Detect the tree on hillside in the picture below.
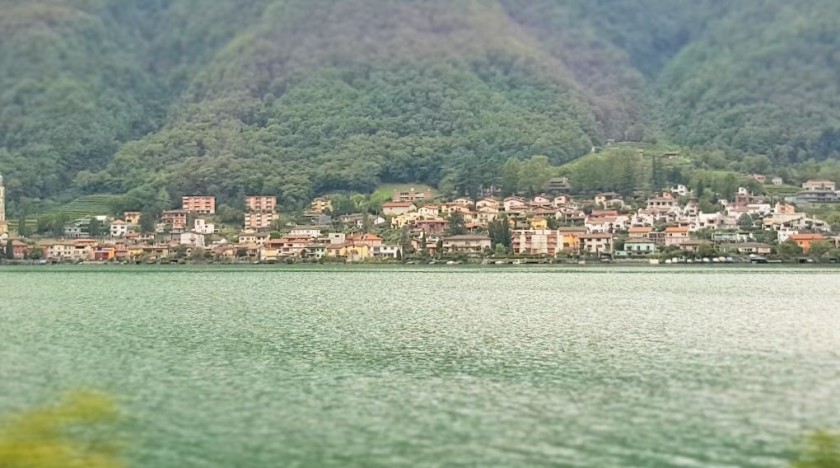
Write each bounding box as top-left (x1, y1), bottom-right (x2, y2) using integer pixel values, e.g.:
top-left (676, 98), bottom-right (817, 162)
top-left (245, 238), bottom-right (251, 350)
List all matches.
top-left (139, 210), bottom-right (157, 234)
top-left (737, 214), bottom-right (754, 230)
top-left (4, 240), bottom-right (13, 260)
top-left (776, 240), bottom-right (803, 258)
top-left (89, 218), bottom-right (103, 238)
top-left (488, 216), bottom-right (511, 248)
top-left (501, 158), bottom-right (521, 196)
top-left (446, 211), bottom-right (467, 236)
top-left (399, 226), bottom-right (412, 256)
top-left (17, 211), bottom-right (28, 238)
top-left (518, 156), bottom-right (553, 196)
top-left (809, 241), bottom-right (832, 259)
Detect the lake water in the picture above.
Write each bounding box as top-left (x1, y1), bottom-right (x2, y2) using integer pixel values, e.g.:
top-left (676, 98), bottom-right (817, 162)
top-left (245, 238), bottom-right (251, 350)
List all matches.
top-left (0, 266), bottom-right (838, 467)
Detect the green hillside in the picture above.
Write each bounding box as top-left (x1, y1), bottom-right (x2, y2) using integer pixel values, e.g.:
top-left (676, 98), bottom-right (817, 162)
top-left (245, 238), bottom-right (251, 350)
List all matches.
top-left (1, 0), bottom-right (839, 213)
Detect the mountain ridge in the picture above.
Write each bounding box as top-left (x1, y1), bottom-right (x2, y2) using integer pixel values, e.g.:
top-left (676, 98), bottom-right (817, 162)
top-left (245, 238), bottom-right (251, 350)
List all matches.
top-left (1, 0), bottom-right (839, 212)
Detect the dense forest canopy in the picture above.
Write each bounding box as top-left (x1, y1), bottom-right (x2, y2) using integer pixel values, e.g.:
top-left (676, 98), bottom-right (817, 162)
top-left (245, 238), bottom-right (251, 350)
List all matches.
top-left (1, 0), bottom-right (839, 212)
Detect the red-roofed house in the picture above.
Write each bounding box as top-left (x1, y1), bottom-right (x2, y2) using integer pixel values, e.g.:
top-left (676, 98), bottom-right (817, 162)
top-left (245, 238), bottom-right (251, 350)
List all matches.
top-left (664, 226), bottom-right (691, 247)
top-left (788, 233), bottom-right (826, 254)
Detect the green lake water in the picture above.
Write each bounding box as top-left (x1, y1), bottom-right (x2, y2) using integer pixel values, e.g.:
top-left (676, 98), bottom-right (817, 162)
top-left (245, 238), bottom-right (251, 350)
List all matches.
top-left (0, 266), bottom-right (838, 467)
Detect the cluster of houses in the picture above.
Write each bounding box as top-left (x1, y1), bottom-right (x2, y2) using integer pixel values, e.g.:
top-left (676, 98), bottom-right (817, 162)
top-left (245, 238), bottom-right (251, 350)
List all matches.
top-left (3, 179), bottom-right (840, 263)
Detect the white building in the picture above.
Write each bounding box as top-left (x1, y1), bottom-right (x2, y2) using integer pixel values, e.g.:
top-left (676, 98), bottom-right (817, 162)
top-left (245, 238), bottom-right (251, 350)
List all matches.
top-left (290, 227), bottom-right (322, 238)
top-left (180, 232), bottom-right (206, 248)
top-left (194, 218), bottom-right (215, 235)
top-left (110, 220), bottom-right (130, 237)
top-left (372, 245), bottom-right (402, 258)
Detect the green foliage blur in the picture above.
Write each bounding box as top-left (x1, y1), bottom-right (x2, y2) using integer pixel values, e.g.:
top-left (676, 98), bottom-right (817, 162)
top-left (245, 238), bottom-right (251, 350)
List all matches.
top-left (0, 390), bottom-right (123, 468)
top-left (791, 430), bottom-right (840, 468)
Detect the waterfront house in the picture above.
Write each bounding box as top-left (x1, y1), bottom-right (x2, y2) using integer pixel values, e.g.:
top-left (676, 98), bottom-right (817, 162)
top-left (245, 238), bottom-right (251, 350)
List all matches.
top-left (558, 227), bottom-right (587, 253)
top-left (441, 235), bottom-right (491, 254)
top-left (624, 240), bottom-right (657, 256)
top-left (712, 231), bottom-right (752, 244)
top-left (579, 233), bottom-right (614, 255)
top-left (720, 242), bottom-right (773, 255)
top-left (8, 239), bottom-right (28, 259)
top-left (274, 235), bottom-right (313, 257)
top-left (664, 226), bottom-right (691, 247)
top-left (512, 229), bottom-right (561, 257)
top-left (787, 233), bottom-right (826, 254)
top-left (94, 244), bottom-right (117, 261)
top-left (325, 243), bottom-right (372, 261)
top-left (346, 233), bottom-right (383, 247)
top-left (372, 245), bottom-right (402, 259)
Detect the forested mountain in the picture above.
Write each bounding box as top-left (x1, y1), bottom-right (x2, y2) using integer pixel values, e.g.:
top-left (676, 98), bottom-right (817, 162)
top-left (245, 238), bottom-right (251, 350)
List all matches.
top-left (1, 0), bottom-right (839, 212)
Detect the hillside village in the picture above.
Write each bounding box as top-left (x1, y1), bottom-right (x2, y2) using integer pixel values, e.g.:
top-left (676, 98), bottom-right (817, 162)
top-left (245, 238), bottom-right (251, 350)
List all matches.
top-left (2, 174), bottom-right (840, 264)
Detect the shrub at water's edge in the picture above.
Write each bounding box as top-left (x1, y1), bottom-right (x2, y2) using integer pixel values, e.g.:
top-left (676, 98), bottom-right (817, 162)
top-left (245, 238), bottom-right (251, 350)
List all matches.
top-left (0, 390), bottom-right (123, 468)
top-left (792, 430), bottom-right (840, 468)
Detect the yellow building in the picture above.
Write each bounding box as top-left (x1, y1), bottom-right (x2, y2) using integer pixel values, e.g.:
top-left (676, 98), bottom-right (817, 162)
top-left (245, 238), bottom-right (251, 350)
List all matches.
top-left (558, 229), bottom-right (586, 254)
top-left (325, 243), bottom-right (372, 261)
top-left (529, 218), bottom-right (548, 230)
top-left (124, 211), bottom-right (142, 225)
top-left (309, 198), bottom-right (333, 214)
top-left (127, 246), bottom-right (145, 260)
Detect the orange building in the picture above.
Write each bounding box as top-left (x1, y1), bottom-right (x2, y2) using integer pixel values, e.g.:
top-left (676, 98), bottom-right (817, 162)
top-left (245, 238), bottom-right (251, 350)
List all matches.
top-left (182, 196), bottom-right (216, 214)
top-left (244, 212), bottom-right (278, 230)
top-left (788, 233), bottom-right (826, 254)
top-left (245, 196), bottom-right (277, 212)
top-left (162, 210), bottom-right (188, 231)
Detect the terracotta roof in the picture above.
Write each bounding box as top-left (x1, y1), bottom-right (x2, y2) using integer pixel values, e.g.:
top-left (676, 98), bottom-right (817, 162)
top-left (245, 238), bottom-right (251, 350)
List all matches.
top-left (665, 227), bottom-right (690, 233)
top-left (628, 227), bottom-right (652, 233)
top-left (383, 202), bottom-right (415, 207)
top-left (789, 233), bottom-right (826, 240)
